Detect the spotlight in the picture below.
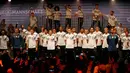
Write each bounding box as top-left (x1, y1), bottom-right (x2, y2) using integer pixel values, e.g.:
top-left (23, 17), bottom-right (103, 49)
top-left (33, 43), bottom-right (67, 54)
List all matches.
top-left (8, 0), bottom-right (11, 2)
top-left (111, 0), bottom-right (115, 2)
top-left (77, 0), bottom-right (80, 2)
top-left (42, 0), bottom-right (44, 2)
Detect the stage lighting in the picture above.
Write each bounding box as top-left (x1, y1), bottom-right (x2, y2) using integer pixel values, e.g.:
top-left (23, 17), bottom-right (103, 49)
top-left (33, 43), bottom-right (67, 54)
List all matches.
top-left (8, 0), bottom-right (11, 2)
top-left (42, 0), bottom-right (44, 2)
top-left (111, 0), bottom-right (115, 2)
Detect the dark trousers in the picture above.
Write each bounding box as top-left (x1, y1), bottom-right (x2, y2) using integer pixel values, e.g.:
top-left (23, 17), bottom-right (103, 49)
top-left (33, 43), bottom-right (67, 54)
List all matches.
top-left (122, 50), bottom-right (130, 59)
top-left (65, 18), bottom-right (71, 29)
top-left (86, 49), bottom-right (96, 58)
top-left (46, 50), bottom-right (56, 58)
top-left (96, 46), bottom-right (102, 61)
top-left (91, 20), bottom-right (100, 29)
top-left (39, 46), bottom-right (47, 59)
top-left (54, 20), bottom-right (60, 31)
top-left (75, 47), bottom-right (82, 55)
top-left (78, 17), bottom-right (84, 32)
top-left (108, 51), bottom-right (119, 62)
top-left (13, 48), bottom-right (21, 58)
top-left (101, 48), bottom-right (109, 64)
top-left (46, 18), bottom-right (53, 30)
top-left (28, 48), bottom-right (36, 61)
top-left (65, 49), bottom-right (75, 64)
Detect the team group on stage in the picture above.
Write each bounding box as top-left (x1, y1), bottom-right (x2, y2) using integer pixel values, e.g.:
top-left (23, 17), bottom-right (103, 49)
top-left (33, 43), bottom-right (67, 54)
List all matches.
top-left (0, 3), bottom-right (129, 66)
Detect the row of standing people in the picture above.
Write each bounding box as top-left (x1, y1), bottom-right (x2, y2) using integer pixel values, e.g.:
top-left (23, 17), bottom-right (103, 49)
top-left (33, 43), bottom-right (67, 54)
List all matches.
top-left (0, 25), bottom-right (129, 64)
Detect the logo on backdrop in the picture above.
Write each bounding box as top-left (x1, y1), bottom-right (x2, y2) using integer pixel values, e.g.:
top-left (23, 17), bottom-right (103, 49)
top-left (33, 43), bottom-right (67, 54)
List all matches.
top-left (127, 17), bottom-right (130, 23)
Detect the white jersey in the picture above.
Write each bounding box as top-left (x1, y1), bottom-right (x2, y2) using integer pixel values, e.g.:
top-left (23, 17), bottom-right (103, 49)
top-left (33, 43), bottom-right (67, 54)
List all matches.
top-left (82, 34), bottom-right (89, 48)
top-left (56, 31), bottom-right (66, 46)
top-left (66, 8), bottom-right (72, 18)
top-left (72, 32), bottom-right (78, 47)
top-left (54, 11), bottom-right (61, 20)
top-left (77, 10), bottom-right (84, 18)
top-left (46, 8), bottom-right (53, 19)
top-left (39, 32), bottom-right (48, 47)
top-left (87, 33), bottom-right (97, 49)
top-left (0, 35), bottom-right (9, 49)
top-left (106, 15), bottom-right (117, 26)
top-left (102, 33), bottom-right (109, 48)
top-left (94, 31), bottom-right (102, 46)
top-left (92, 8), bottom-right (101, 20)
top-left (47, 35), bottom-right (56, 50)
top-left (26, 33), bottom-right (39, 48)
top-left (30, 16), bottom-right (37, 27)
top-left (77, 33), bottom-right (84, 47)
top-left (121, 36), bottom-right (130, 50)
top-left (65, 33), bottom-right (75, 49)
top-left (116, 26), bottom-right (123, 36)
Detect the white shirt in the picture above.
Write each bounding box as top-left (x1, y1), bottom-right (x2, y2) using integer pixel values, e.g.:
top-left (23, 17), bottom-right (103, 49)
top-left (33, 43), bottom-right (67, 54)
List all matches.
top-left (0, 35), bottom-right (9, 49)
top-left (121, 36), bottom-right (130, 50)
top-left (47, 35), bottom-right (56, 50)
top-left (102, 33), bottom-right (109, 48)
top-left (30, 16), bottom-right (37, 27)
top-left (56, 31), bottom-right (66, 46)
top-left (65, 33), bottom-right (75, 49)
top-left (39, 32), bottom-right (48, 47)
top-left (66, 8), bottom-right (72, 18)
top-left (54, 11), bottom-right (61, 20)
top-left (77, 10), bottom-right (84, 18)
top-left (82, 34), bottom-right (89, 48)
top-left (106, 15), bottom-right (117, 26)
top-left (26, 33), bottom-right (39, 48)
top-left (72, 32), bottom-right (78, 47)
top-left (116, 26), bottom-right (123, 36)
top-left (87, 33), bottom-right (97, 49)
top-left (77, 33), bottom-right (84, 47)
top-left (46, 8), bottom-right (53, 19)
top-left (92, 9), bottom-right (101, 20)
top-left (94, 31), bottom-right (102, 46)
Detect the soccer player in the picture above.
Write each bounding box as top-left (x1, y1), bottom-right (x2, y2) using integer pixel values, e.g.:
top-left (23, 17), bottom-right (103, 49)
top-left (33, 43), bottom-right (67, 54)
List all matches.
top-left (107, 28), bottom-right (119, 62)
top-left (72, 27), bottom-right (78, 50)
top-left (92, 4), bottom-right (102, 28)
top-left (46, 30), bottom-right (56, 58)
top-left (26, 28), bottom-right (39, 61)
top-left (77, 28), bottom-right (84, 55)
top-left (65, 28), bottom-right (75, 63)
top-left (65, 5), bottom-right (72, 29)
top-left (82, 29), bottom-right (89, 54)
top-left (29, 12), bottom-right (38, 29)
top-left (11, 28), bottom-right (23, 58)
top-left (94, 26), bottom-right (102, 60)
top-left (44, 3), bottom-right (53, 30)
top-left (54, 6), bottom-right (62, 31)
top-left (121, 31), bottom-right (130, 58)
top-left (115, 23), bottom-right (123, 36)
top-left (101, 27), bottom-right (109, 64)
top-left (75, 6), bottom-right (84, 32)
top-left (0, 30), bottom-right (9, 56)
top-left (56, 26), bottom-right (66, 58)
top-left (87, 27), bottom-right (97, 57)
top-left (39, 29), bottom-right (48, 59)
